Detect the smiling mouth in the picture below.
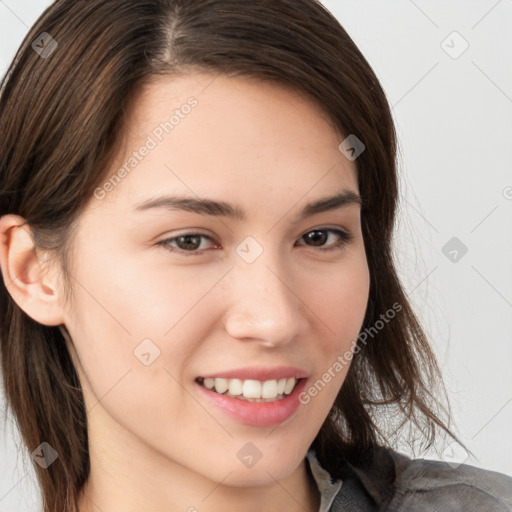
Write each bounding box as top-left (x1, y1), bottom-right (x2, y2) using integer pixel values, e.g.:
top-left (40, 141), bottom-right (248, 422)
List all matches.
top-left (196, 376), bottom-right (299, 403)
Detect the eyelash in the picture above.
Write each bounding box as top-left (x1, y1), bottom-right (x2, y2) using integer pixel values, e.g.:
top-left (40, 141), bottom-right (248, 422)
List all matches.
top-left (157, 227), bottom-right (353, 257)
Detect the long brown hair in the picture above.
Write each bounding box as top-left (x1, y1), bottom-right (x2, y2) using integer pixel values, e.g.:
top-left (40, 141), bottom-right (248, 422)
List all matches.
top-left (0, 1), bottom-right (463, 510)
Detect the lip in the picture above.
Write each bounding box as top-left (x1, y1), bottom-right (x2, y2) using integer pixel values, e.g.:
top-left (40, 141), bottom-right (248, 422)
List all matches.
top-left (196, 377), bottom-right (308, 427)
top-left (199, 366), bottom-right (309, 381)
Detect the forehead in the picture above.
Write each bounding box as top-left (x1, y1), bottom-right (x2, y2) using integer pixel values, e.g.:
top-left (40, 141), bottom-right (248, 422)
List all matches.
top-left (91, 72), bottom-right (358, 213)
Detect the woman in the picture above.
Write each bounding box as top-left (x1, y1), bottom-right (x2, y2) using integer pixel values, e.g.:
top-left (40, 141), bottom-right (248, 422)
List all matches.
top-left (0, 1), bottom-right (510, 511)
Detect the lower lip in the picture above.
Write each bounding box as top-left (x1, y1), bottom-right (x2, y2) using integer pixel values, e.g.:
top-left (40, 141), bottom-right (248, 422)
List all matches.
top-left (196, 379), bottom-right (307, 427)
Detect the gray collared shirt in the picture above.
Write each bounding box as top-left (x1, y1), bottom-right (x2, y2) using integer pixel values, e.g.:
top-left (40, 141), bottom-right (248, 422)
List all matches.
top-left (306, 450), bottom-right (343, 511)
top-left (306, 447), bottom-right (512, 511)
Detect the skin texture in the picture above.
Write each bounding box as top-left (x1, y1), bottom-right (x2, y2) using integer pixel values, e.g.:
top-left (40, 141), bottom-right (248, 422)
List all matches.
top-left (0, 73), bottom-right (370, 512)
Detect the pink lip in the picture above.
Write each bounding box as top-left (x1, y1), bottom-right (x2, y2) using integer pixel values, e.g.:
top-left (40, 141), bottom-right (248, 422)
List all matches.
top-left (199, 366), bottom-right (309, 381)
top-left (196, 377), bottom-right (308, 427)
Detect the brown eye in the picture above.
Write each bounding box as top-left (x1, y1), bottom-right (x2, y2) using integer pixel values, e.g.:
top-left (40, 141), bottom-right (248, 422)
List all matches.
top-left (296, 228), bottom-right (352, 252)
top-left (158, 233), bottom-right (217, 256)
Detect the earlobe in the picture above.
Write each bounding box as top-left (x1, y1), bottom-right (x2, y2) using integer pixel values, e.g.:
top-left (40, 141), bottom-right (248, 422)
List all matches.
top-left (0, 214), bottom-right (66, 326)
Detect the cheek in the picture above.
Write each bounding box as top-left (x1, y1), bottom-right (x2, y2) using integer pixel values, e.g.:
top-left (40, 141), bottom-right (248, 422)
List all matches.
top-left (66, 241), bottom-right (218, 345)
top-left (63, 265), bottom-right (202, 451)
top-left (308, 254), bottom-right (370, 344)
top-left (60, 251), bottom-right (187, 413)
top-left (298, 254), bottom-right (370, 404)
top-left (62, 244), bottom-right (230, 418)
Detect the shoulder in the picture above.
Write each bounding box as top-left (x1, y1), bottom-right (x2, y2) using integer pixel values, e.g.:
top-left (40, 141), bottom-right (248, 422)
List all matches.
top-left (330, 446), bottom-right (512, 511)
top-left (387, 449), bottom-right (512, 511)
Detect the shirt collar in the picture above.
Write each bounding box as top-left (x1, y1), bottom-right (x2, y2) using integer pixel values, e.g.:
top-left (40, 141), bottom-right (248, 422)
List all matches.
top-left (306, 449), bottom-right (343, 512)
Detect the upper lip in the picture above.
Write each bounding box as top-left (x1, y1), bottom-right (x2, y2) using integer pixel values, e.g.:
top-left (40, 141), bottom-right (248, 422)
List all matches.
top-left (198, 366), bottom-right (309, 381)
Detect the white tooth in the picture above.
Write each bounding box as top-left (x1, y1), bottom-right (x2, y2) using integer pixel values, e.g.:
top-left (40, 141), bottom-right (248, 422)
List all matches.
top-left (204, 378), bottom-right (215, 390)
top-left (242, 379), bottom-right (262, 399)
top-left (277, 378), bottom-right (286, 394)
top-left (214, 378), bottom-right (229, 394)
top-left (228, 378), bottom-right (243, 396)
top-left (261, 379), bottom-right (278, 399)
top-left (284, 378), bottom-right (296, 395)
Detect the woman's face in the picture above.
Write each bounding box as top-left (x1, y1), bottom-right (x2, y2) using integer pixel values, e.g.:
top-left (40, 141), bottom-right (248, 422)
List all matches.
top-left (61, 72), bottom-right (370, 486)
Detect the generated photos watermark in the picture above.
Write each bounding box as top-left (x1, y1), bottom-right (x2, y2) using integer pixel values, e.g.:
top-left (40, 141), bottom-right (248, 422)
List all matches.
top-left (299, 302), bottom-right (402, 405)
top-left (93, 97), bottom-right (198, 200)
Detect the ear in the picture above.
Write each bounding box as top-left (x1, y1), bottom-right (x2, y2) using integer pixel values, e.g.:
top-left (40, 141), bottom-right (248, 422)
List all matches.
top-left (0, 214), bottom-right (66, 326)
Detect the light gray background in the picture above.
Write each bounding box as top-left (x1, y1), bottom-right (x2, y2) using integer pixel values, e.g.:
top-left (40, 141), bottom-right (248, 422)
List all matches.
top-left (1, 1), bottom-right (511, 510)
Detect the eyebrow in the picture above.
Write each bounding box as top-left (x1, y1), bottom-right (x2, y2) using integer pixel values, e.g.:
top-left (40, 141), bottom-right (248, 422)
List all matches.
top-left (133, 188), bottom-right (362, 222)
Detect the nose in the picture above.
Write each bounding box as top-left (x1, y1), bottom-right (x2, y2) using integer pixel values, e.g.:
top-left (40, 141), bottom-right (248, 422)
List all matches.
top-left (222, 253), bottom-right (308, 348)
